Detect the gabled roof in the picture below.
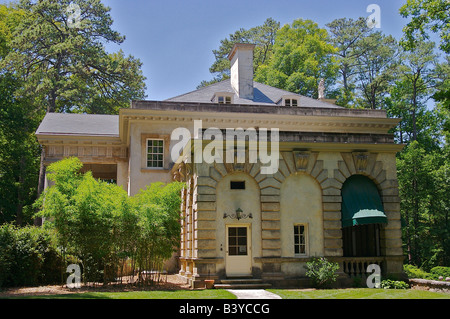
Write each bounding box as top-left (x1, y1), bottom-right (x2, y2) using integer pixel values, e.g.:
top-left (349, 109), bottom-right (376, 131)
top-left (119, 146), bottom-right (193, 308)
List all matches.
top-left (165, 79), bottom-right (342, 109)
top-left (36, 113), bottom-right (119, 137)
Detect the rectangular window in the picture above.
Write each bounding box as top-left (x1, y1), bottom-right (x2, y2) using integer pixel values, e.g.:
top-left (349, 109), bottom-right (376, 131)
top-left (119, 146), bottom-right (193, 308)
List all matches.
top-left (218, 96), bottom-right (232, 104)
top-left (228, 227), bottom-right (248, 256)
top-left (147, 139), bottom-right (164, 168)
top-left (294, 224), bottom-right (307, 255)
top-left (285, 98), bottom-right (298, 106)
top-left (230, 181), bottom-right (245, 189)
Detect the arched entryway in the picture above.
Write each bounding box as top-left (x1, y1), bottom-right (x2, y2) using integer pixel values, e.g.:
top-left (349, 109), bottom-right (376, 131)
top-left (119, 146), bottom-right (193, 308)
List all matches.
top-left (341, 175), bottom-right (387, 258)
top-left (216, 172), bottom-right (261, 277)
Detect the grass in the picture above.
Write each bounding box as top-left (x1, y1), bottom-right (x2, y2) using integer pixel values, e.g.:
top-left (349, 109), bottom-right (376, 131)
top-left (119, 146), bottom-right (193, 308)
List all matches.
top-left (268, 288), bottom-right (450, 299)
top-left (2, 287), bottom-right (448, 299)
top-left (4, 289), bottom-right (236, 299)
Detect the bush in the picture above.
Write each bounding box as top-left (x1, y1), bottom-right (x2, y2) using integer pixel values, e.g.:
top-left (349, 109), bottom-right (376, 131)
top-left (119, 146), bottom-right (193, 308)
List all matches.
top-left (0, 224), bottom-right (63, 288)
top-left (305, 257), bottom-right (340, 288)
top-left (403, 265), bottom-right (450, 281)
top-left (403, 264), bottom-right (431, 279)
top-left (36, 157), bottom-right (186, 286)
top-left (429, 266), bottom-right (450, 280)
top-left (380, 279), bottom-right (409, 289)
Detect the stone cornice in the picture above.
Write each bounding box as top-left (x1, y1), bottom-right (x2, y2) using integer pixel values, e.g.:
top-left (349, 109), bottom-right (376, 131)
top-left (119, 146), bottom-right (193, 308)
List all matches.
top-left (120, 105), bottom-right (400, 146)
top-left (131, 100), bottom-right (388, 118)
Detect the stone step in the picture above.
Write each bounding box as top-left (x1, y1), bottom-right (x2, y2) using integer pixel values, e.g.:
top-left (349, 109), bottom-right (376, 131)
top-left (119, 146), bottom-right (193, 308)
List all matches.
top-left (214, 283), bottom-right (273, 289)
top-left (219, 278), bottom-right (263, 284)
top-left (214, 278), bottom-right (272, 289)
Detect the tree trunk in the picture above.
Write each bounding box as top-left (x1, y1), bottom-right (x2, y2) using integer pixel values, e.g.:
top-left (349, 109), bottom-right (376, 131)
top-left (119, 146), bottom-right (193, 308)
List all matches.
top-left (34, 147), bottom-right (46, 226)
top-left (411, 78), bottom-right (418, 141)
top-left (15, 141), bottom-right (29, 225)
top-left (14, 153), bottom-right (25, 225)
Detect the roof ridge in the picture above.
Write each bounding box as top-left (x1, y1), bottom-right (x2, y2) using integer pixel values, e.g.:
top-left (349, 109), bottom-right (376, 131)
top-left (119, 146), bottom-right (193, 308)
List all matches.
top-left (165, 79), bottom-right (232, 101)
top-left (164, 79), bottom-right (342, 108)
top-left (253, 81), bottom-right (298, 96)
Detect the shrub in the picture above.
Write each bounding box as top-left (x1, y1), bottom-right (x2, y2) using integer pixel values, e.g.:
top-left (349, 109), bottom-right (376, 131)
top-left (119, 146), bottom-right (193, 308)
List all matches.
top-left (403, 264), bottom-right (431, 279)
top-left (429, 266), bottom-right (450, 280)
top-left (380, 279), bottom-right (409, 289)
top-left (352, 276), bottom-right (364, 288)
top-left (305, 257), bottom-right (340, 288)
top-left (0, 224), bottom-right (63, 288)
top-left (36, 157), bottom-right (186, 286)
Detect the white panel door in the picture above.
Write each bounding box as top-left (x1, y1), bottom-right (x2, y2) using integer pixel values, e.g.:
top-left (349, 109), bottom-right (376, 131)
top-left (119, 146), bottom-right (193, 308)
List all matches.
top-left (226, 225), bottom-right (252, 276)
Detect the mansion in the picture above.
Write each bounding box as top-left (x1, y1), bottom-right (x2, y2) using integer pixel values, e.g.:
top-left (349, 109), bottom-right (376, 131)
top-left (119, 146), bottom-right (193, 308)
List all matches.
top-left (36, 44), bottom-right (404, 288)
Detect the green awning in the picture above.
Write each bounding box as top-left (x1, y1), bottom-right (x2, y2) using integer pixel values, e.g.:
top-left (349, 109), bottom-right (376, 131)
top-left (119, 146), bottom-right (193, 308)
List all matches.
top-left (342, 175), bottom-right (387, 227)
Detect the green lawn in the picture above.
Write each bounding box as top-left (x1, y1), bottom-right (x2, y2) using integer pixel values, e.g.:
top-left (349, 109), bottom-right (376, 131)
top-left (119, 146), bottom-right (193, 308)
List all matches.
top-left (4, 289), bottom-right (236, 299)
top-left (3, 288), bottom-right (449, 299)
top-left (268, 288), bottom-right (450, 299)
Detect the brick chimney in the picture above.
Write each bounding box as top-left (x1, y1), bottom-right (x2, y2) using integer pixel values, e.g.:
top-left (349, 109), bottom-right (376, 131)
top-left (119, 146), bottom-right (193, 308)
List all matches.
top-left (228, 43), bottom-right (255, 100)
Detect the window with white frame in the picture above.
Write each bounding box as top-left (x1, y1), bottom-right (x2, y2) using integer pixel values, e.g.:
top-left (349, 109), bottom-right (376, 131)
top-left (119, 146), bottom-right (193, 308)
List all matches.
top-left (146, 139), bottom-right (164, 168)
top-left (218, 95), bottom-right (232, 104)
top-left (285, 98), bottom-right (298, 107)
top-left (294, 224), bottom-right (307, 255)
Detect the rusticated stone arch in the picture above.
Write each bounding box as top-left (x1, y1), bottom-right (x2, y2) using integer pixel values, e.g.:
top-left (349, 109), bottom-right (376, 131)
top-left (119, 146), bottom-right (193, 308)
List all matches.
top-left (192, 154), bottom-right (288, 277)
top-left (215, 171), bottom-right (261, 275)
top-left (323, 152), bottom-right (402, 258)
top-left (338, 152), bottom-right (400, 216)
top-left (280, 173), bottom-right (324, 259)
top-left (211, 156), bottom-right (287, 259)
top-left (279, 151), bottom-right (338, 257)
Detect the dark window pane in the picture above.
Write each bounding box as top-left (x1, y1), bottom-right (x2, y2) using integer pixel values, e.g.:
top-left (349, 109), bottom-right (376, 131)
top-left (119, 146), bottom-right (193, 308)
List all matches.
top-left (238, 227), bottom-right (247, 236)
top-left (230, 181), bottom-right (245, 189)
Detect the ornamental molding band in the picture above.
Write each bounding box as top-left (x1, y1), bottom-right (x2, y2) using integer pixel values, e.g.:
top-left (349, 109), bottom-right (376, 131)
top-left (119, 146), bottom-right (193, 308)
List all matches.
top-left (44, 143), bottom-right (127, 164)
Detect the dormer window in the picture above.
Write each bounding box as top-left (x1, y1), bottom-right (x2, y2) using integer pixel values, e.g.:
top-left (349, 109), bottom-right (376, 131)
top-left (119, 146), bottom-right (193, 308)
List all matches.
top-left (285, 98), bottom-right (298, 107)
top-left (212, 92), bottom-right (233, 104)
top-left (278, 95), bottom-right (300, 107)
top-left (218, 96), bottom-right (232, 104)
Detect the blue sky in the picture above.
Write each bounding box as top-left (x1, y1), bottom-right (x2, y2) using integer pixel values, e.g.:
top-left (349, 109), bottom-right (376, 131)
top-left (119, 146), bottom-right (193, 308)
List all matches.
top-left (2, 0), bottom-right (415, 100)
top-left (101, 0), bottom-right (410, 100)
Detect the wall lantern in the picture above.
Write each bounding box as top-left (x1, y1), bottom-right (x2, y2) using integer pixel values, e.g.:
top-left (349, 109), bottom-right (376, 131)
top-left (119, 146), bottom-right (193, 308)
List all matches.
top-left (223, 208), bottom-right (252, 220)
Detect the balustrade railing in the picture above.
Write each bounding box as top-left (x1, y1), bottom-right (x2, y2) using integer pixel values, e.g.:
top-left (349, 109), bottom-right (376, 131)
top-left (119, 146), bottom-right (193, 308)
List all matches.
top-left (331, 257), bottom-right (385, 277)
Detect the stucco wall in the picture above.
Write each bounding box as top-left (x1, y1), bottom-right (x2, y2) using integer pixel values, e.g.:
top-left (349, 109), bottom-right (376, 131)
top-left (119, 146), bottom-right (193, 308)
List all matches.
top-left (127, 121), bottom-right (185, 195)
top-left (280, 173), bottom-right (324, 258)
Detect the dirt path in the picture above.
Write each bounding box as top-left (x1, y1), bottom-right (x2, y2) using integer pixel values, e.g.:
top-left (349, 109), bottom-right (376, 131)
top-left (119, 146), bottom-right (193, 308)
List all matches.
top-left (0, 275), bottom-right (190, 298)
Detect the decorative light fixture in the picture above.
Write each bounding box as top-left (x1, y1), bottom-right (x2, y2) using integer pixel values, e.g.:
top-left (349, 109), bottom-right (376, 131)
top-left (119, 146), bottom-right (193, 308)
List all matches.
top-left (223, 208), bottom-right (252, 220)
